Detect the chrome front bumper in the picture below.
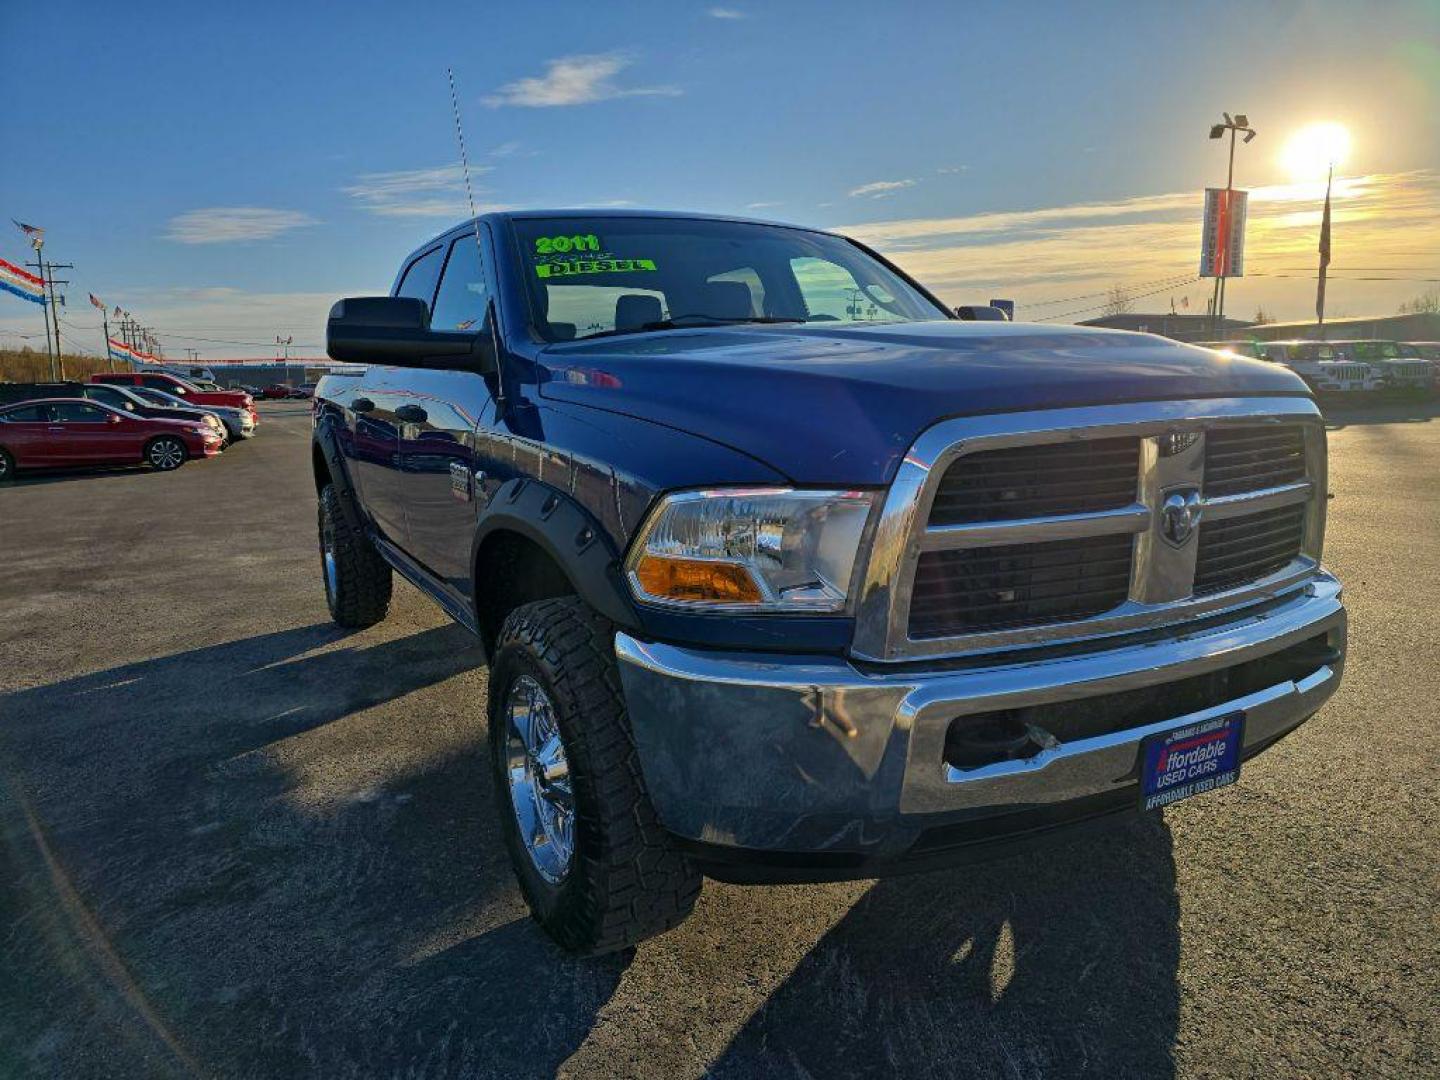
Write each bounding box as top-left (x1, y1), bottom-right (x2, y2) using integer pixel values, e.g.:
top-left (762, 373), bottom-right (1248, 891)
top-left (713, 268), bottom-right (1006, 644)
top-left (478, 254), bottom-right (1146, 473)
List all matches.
top-left (615, 573), bottom-right (1345, 867)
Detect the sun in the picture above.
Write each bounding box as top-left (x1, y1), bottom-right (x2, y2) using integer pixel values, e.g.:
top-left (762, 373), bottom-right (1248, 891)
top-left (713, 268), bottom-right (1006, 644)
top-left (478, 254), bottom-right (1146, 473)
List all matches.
top-left (1281, 122), bottom-right (1351, 181)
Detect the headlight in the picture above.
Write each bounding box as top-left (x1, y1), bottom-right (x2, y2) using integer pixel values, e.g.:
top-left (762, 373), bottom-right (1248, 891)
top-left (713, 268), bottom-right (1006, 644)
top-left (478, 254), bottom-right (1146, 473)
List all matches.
top-left (626, 488), bottom-right (876, 612)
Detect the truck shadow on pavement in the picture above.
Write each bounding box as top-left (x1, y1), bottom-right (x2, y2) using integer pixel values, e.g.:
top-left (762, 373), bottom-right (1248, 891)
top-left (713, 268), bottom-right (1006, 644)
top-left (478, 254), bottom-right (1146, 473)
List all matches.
top-left (2, 620), bottom-right (1181, 1079)
top-left (711, 814), bottom-right (1182, 1080)
top-left (0, 622), bottom-right (628, 1079)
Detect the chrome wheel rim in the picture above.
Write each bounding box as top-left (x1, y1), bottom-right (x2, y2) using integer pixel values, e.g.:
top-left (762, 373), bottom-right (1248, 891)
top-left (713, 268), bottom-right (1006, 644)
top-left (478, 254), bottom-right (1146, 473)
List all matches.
top-left (321, 534), bottom-right (338, 600)
top-left (149, 439), bottom-right (184, 469)
top-left (503, 675), bottom-right (574, 883)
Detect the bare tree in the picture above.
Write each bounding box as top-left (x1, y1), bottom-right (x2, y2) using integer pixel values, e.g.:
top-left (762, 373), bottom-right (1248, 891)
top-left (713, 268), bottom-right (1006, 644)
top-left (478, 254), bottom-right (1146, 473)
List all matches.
top-left (1101, 283), bottom-right (1133, 317)
top-left (1253, 306), bottom-right (1276, 325)
top-left (1397, 289), bottom-right (1440, 315)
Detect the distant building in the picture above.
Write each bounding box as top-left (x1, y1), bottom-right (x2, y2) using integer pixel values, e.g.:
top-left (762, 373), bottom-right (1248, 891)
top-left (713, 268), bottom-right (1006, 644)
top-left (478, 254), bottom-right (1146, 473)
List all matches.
top-left (1209, 312), bottom-right (1440, 344)
top-left (1078, 313), bottom-right (1254, 339)
top-left (1078, 310), bottom-right (1440, 345)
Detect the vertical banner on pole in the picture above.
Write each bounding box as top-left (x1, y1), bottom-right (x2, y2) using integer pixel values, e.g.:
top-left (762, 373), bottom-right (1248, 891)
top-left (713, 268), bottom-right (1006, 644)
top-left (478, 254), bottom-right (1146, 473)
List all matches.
top-left (1200, 188), bottom-right (1249, 278)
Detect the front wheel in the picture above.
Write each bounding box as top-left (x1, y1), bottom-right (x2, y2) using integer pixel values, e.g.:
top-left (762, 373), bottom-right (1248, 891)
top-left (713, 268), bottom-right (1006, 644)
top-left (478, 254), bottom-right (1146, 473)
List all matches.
top-left (0, 448), bottom-right (14, 482)
top-left (489, 597), bottom-right (701, 955)
top-left (146, 436), bottom-right (187, 471)
top-left (318, 483), bottom-right (392, 628)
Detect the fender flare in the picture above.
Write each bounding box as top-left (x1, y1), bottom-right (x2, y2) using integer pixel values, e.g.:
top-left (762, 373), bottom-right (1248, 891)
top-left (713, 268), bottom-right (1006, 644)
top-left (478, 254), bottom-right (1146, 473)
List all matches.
top-left (312, 420), bottom-right (365, 534)
top-left (471, 478), bottom-right (640, 630)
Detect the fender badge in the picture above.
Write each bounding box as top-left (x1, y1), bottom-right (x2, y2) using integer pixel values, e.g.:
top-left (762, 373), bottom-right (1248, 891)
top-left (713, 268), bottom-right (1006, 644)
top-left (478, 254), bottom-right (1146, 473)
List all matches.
top-left (449, 462), bottom-right (471, 501)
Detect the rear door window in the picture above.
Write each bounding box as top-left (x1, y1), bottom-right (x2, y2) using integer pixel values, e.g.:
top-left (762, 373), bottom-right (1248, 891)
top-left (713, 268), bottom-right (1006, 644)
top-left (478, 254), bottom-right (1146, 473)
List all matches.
top-left (395, 246), bottom-right (445, 312)
top-left (430, 237), bottom-right (492, 331)
top-left (51, 402), bottom-right (111, 422)
top-left (1, 404), bottom-right (47, 422)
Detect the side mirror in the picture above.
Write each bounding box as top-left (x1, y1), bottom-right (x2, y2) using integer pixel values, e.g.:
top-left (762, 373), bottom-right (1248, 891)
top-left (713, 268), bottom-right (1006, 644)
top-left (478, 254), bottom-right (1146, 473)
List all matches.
top-left (326, 296), bottom-right (496, 374)
top-left (955, 305), bottom-right (1011, 321)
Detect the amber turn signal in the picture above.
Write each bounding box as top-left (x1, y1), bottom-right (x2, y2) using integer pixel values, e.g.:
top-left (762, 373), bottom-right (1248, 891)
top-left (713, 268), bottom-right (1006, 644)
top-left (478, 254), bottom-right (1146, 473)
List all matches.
top-left (632, 554), bottom-right (763, 604)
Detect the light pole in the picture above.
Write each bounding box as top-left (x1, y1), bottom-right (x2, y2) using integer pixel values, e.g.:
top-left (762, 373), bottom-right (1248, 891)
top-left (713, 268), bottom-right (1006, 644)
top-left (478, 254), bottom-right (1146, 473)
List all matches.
top-left (1207, 112), bottom-right (1256, 334)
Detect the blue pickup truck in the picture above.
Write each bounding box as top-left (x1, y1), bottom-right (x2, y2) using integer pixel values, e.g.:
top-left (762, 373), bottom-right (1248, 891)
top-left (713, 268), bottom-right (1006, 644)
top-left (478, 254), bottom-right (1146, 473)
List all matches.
top-left (312, 210), bottom-right (1346, 954)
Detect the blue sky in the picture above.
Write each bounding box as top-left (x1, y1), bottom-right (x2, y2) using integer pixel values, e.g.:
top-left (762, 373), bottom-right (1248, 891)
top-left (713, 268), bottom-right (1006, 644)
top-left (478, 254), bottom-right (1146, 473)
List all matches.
top-left (2, 0), bottom-right (1437, 358)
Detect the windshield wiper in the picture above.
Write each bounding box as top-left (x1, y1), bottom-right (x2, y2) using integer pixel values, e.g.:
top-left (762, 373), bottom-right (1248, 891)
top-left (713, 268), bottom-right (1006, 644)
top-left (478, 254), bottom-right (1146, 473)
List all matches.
top-left (576, 315), bottom-right (805, 341)
top-left (648, 315), bottom-right (807, 329)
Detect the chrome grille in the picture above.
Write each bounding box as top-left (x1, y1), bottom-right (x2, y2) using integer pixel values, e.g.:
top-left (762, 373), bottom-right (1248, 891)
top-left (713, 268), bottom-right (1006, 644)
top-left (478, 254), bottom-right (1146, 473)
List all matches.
top-left (1386, 361), bottom-right (1432, 385)
top-left (1326, 363), bottom-right (1369, 382)
top-left (852, 399), bottom-right (1326, 662)
top-left (1204, 425), bottom-right (1305, 497)
top-left (928, 438), bottom-right (1139, 524)
top-left (909, 535), bottom-right (1133, 637)
top-left (1194, 503), bottom-right (1306, 596)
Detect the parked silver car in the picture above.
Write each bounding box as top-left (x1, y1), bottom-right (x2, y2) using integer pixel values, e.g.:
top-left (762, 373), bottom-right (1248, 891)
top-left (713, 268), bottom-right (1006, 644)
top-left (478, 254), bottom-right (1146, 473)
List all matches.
top-left (133, 387), bottom-right (256, 440)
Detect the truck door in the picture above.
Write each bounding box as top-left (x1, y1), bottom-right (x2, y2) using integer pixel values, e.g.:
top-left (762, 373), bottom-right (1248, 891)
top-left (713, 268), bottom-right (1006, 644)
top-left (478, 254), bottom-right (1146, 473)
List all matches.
top-left (397, 231), bottom-right (500, 599)
top-left (348, 244), bottom-right (446, 546)
top-left (47, 401), bottom-right (137, 463)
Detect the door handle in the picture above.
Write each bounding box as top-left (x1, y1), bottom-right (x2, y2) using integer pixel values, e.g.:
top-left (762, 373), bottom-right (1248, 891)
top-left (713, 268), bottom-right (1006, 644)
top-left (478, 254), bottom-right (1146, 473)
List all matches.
top-left (352, 397), bottom-right (375, 414)
top-left (395, 404), bottom-right (428, 424)
top-left (48, 425), bottom-right (66, 431)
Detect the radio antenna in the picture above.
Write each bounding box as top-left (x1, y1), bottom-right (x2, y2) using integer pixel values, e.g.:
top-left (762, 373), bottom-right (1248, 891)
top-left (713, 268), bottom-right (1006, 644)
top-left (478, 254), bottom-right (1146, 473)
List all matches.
top-left (446, 67), bottom-right (486, 261)
top-left (446, 66), bottom-right (505, 410)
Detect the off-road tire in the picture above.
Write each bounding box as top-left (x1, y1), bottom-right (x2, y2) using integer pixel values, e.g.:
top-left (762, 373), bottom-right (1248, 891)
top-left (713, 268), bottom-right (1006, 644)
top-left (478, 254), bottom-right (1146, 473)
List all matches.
top-left (490, 597), bottom-right (701, 954)
top-left (318, 483), bottom-right (392, 628)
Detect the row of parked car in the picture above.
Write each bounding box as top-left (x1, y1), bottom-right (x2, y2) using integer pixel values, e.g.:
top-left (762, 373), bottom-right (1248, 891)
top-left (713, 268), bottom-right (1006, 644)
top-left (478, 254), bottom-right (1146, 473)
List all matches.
top-left (0, 370), bottom-right (262, 481)
top-left (1200, 338), bottom-right (1438, 395)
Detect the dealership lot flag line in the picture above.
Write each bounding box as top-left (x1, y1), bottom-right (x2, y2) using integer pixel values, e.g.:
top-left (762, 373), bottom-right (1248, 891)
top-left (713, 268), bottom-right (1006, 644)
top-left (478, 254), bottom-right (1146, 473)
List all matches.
top-left (0, 257), bottom-right (46, 305)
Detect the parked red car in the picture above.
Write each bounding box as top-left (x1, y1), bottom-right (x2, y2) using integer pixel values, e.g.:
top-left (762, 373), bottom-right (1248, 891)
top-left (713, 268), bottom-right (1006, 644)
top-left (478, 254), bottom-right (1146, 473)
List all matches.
top-left (0, 398), bottom-right (222, 478)
top-left (91, 371), bottom-right (258, 423)
top-left (262, 384), bottom-right (292, 400)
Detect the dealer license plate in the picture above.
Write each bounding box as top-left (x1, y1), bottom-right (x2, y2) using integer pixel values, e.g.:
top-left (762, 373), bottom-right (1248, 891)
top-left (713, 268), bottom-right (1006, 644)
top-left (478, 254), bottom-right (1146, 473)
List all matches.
top-left (1140, 712), bottom-right (1244, 811)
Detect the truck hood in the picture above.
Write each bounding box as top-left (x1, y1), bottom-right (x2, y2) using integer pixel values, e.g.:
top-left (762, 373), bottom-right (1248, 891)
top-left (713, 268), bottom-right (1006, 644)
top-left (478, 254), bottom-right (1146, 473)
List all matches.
top-left (536, 320), bottom-right (1307, 485)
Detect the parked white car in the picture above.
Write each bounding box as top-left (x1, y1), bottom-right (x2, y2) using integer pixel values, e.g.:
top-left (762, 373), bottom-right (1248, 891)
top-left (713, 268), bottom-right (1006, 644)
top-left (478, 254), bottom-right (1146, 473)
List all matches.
top-left (1259, 341), bottom-right (1377, 393)
top-left (1331, 340), bottom-right (1434, 391)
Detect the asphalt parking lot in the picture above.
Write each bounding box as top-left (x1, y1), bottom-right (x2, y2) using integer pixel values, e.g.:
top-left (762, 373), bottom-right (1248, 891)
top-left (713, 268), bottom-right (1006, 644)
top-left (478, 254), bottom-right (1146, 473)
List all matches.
top-left (2, 398), bottom-right (1437, 1079)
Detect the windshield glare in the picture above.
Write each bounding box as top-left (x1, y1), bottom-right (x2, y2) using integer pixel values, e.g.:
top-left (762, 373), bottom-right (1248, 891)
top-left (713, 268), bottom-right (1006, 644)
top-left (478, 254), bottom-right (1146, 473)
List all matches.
top-left (511, 217), bottom-right (946, 342)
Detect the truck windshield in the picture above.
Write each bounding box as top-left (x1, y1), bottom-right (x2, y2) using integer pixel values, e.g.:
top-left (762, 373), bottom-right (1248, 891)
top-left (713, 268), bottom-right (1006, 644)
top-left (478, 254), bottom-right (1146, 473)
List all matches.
top-left (509, 216), bottom-right (947, 342)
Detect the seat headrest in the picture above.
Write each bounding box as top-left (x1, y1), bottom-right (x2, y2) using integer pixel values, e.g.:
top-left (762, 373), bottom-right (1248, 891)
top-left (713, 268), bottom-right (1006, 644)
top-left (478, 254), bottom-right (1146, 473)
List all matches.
top-left (615, 294), bottom-right (664, 331)
top-left (701, 281), bottom-right (754, 320)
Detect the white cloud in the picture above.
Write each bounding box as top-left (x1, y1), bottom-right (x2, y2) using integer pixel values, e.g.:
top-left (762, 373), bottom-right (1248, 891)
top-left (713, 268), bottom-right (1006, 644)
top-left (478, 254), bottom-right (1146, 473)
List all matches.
top-left (342, 164), bottom-right (506, 218)
top-left (937, 165), bottom-right (969, 175)
top-left (707, 6), bottom-right (747, 17)
top-left (848, 179), bottom-right (917, 199)
top-left (483, 53), bottom-right (680, 108)
top-left (164, 208), bottom-right (318, 244)
top-left (745, 201), bottom-right (781, 209)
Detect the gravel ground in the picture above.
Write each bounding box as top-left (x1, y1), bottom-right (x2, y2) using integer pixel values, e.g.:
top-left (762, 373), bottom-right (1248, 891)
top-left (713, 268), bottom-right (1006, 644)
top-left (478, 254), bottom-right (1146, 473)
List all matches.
top-left (1, 398), bottom-right (1436, 1079)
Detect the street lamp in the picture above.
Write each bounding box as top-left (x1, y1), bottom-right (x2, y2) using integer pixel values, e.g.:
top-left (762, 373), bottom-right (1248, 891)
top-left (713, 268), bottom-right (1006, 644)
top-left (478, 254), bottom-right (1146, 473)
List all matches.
top-left (1208, 112), bottom-right (1257, 333)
